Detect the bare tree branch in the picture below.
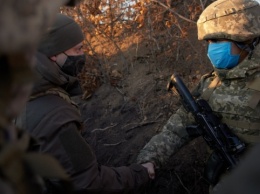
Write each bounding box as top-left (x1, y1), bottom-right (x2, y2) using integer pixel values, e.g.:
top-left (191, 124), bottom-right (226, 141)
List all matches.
top-left (150, 0), bottom-right (196, 24)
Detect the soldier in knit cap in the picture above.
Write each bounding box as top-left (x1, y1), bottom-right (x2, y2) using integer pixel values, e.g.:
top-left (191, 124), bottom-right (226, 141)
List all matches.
top-left (16, 13), bottom-right (150, 194)
top-left (137, 0), bottom-right (260, 191)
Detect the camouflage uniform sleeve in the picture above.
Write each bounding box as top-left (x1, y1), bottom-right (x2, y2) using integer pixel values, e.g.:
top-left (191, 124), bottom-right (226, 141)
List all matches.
top-left (136, 73), bottom-right (213, 168)
top-left (136, 105), bottom-right (195, 168)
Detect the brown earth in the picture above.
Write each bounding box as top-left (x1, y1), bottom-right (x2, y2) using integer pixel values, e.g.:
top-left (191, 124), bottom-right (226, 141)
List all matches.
top-left (72, 1), bottom-right (214, 193)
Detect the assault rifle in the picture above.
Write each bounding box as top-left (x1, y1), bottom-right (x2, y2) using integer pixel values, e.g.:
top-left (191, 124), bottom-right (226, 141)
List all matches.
top-left (167, 73), bottom-right (246, 185)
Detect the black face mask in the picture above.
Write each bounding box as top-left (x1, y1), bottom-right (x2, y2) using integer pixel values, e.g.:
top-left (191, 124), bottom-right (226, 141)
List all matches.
top-left (61, 54), bottom-right (86, 77)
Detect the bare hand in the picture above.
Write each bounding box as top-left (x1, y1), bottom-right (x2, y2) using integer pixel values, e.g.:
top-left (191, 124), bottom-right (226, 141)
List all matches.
top-left (141, 162), bottom-right (155, 179)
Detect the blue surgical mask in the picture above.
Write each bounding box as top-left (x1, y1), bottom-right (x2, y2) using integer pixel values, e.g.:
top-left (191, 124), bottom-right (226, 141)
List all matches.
top-left (207, 42), bottom-right (240, 69)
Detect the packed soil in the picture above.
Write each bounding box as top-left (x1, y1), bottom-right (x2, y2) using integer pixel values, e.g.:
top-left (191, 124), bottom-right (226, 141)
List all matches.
top-left (72, 1), bottom-right (214, 193)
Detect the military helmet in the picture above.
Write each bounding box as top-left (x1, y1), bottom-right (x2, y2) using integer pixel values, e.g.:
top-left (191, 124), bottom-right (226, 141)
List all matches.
top-left (197, 0), bottom-right (260, 42)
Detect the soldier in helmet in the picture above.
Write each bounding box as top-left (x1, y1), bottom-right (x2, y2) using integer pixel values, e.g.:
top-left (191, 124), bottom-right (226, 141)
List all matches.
top-left (16, 13), bottom-right (150, 194)
top-left (137, 0), bottom-right (260, 190)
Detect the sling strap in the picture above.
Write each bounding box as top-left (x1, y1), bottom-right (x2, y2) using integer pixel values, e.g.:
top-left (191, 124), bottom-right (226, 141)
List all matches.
top-left (30, 87), bottom-right (80, 113)
top-left (200, 76), bottom-right (221, 101)
top-left (221, 118), bottom-right (260, 131)
top-left (247, 77), bottom-right (260, 109)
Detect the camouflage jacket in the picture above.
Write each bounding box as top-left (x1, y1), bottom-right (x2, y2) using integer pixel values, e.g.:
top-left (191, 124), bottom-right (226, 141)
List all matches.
top-left (137, 44), bottom-right (260, 168)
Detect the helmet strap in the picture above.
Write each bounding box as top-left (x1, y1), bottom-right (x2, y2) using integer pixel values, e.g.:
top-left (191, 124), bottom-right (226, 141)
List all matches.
top-left (235, 37), bottom-right (260, 60)
top-left (247, 37), bottom-right (259, 60)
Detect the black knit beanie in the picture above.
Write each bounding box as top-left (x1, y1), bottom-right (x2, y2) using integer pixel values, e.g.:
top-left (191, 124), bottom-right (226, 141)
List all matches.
top-left (38, 14), bottom-right (84, 57)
